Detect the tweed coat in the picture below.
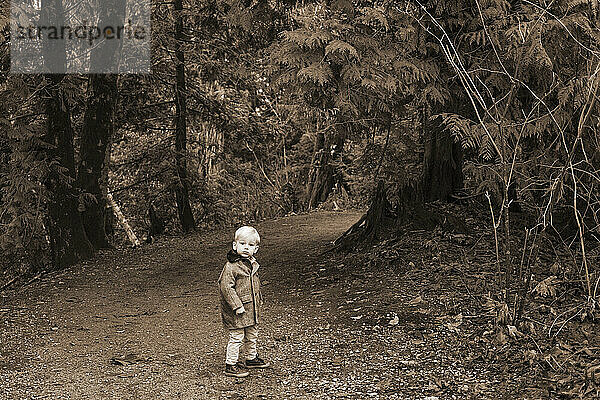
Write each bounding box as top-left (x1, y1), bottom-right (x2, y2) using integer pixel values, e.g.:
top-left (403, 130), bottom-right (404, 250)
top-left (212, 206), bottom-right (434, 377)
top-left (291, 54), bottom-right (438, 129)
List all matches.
top-left (218, 250), bottom-right (262, 329)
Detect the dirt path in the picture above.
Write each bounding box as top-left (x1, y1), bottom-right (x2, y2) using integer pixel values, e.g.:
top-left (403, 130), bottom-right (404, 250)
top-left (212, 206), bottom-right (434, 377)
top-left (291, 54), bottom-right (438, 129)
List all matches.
top-left (2, 210), bottom-right (529, 400)
top-left (1, 211), bottom-right (364, 399)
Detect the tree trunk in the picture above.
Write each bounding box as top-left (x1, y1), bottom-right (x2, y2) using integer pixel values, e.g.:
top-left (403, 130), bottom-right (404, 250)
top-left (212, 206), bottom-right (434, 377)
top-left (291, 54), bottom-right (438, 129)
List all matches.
top-left (76, 0), bottom-right (124, 249)
top-left (43, 80), bottom-right (95, 268)
top-left (41, 0), bottom-right (94, 268)
top-left (305, 127), bottom-right (324, 205)
top-left (104, 141), bottom-right (115, 238)
top-left (333, 180), bottom-right (394, 251)
top-left (421, 112), bottom-right (463, 202)
top-left (306, 125), bottom-right (345, 209)
top-left (174, 0), bottom-right (196, 232)
top-left (107, 194), bottom-right (140, 247)
top-left (77, 75), bottom-right (118, 249)
top-left (146, 203), bottom-right (165, 243)
top-left (0, 49), bottom-right (9, 206)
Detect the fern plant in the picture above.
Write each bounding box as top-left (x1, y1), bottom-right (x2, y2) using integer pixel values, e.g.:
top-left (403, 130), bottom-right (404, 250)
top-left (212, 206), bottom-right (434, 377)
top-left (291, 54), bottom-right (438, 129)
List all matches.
top-left (0, 77), bottom-right (50, 280)
top-left (269, 1), bottom-right (441, 206)
top-left (270, 1), bottom-right (438, 127)
top-left (410, 0), bottom-right (600, 314)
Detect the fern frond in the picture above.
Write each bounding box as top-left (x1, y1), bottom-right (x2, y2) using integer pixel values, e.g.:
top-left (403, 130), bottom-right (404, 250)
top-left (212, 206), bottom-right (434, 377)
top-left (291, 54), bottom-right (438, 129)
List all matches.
top-left (274, 69), bottom-right (297, 87)
top-left (305, 31), bottom-right (333, 49)
top-left (565, 0), bottom-right (589, 12)
top-left (546, 12), bottom-right (592, 34)
top-left (349, 34), bottom-right (380, 52)
top-left (341, 64), bottom-right (363, 83)
top-left (297, 63), bottom-right (332, 85)
top-left (281, 29), bottom-right (332, 50)
top-left (357, 7), bottom-right (389, 31)
top-left (273, 44), bottom-right (319, 69)
top-left (463, 30), bottom-right (486, 46)
top-left (422, 85), bottom-right (446, 105)
top-left (281, 30), bottom-right (309, 47)
top-left (436, 113), bottom-right (480, 149)
top-left (360, 77), bottom-right (379, 90)
top-left (325, 40), bottom-right (359, 59)
top-left (478, 125), bottom-right (499, 161)
top-left (394, 60), bottom-right (437, 84)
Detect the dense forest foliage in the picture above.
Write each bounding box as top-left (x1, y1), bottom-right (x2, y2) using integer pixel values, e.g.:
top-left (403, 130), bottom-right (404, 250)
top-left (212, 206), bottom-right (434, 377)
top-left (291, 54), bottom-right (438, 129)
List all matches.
top-left (1, 0), bottom-right (600, 322)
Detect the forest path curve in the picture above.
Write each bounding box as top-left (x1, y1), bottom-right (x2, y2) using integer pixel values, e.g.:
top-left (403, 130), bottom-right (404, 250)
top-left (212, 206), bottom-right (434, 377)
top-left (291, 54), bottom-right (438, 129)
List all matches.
top-left (1, 211), bottom-right (364, 399)
top-left (1, 210), bottom-right (514, 400)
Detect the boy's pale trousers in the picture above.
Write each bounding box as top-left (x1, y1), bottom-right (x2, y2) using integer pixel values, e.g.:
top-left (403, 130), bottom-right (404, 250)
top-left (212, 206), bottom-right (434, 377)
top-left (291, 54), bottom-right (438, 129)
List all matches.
top-left (225, 325), bottom-right (258, 365)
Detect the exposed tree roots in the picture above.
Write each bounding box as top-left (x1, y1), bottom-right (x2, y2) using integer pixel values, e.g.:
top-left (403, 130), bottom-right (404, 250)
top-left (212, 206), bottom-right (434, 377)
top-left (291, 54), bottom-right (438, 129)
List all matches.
top-left (333, 181), bottom-right (396, 252)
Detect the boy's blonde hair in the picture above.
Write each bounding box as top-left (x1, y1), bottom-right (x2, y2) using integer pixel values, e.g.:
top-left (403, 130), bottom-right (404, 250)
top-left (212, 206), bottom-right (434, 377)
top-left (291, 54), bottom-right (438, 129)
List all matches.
top-left (234, 226), bottom-right (260, 243)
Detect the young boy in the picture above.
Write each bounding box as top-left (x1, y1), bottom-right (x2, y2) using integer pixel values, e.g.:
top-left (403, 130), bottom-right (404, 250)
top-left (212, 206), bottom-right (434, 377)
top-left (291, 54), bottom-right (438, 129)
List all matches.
top-left (218, 226), bottom-right (270, 377)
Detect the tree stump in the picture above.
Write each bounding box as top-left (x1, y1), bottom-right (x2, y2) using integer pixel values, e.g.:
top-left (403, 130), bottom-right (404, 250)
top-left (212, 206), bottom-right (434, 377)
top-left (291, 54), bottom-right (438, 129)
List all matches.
top-left (333, 180), bottom-right (395, 251)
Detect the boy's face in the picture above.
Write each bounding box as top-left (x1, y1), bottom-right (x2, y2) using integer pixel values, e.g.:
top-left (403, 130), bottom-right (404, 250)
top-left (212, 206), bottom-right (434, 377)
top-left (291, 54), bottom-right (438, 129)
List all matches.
top-left (232, 234), bottom-right (259, 258)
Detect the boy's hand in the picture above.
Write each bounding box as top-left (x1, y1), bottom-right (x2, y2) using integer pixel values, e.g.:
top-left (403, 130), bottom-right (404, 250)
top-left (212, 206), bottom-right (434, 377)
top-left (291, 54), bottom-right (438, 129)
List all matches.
top-left (236, 306), bottom-right (246, 315)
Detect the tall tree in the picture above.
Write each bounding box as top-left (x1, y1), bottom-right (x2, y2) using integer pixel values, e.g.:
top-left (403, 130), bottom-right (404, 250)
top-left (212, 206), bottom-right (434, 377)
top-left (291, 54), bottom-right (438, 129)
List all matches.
top-left (77, 0), bottom-right (126, 249)
top-left (421, 109), bottom-right (464, 202)
top-left (173, 0), bottom-right (195, 231)
top-left (307, 124), bottom-right (345, 208)
top-left (41, 0), bottom-right (94, 267)
top-left (402, 2), bottom-right (466, 203)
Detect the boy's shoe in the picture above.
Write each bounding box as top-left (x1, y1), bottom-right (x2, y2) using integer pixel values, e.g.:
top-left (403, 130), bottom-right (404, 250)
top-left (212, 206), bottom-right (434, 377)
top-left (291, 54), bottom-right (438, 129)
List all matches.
top-left (225, 363), bottom-right (249, 377)
top-left (235, 361), bottom-right (249, 370)
top-left (245, 355), bottom-right (270, 369)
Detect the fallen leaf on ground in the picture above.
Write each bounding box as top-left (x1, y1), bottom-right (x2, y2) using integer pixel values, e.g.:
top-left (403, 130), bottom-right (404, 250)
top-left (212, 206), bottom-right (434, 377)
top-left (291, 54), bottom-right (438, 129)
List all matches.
top-left (507, 325), bottom-right (522, 339)
top-left (399, 360), bottom-right (418, 367)
top-left (408, 296), bottom-right (423, 305)
top-left (532, 276), bottom-right (559, 298)
top-left (586, 365), bottom-right (600, 384)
